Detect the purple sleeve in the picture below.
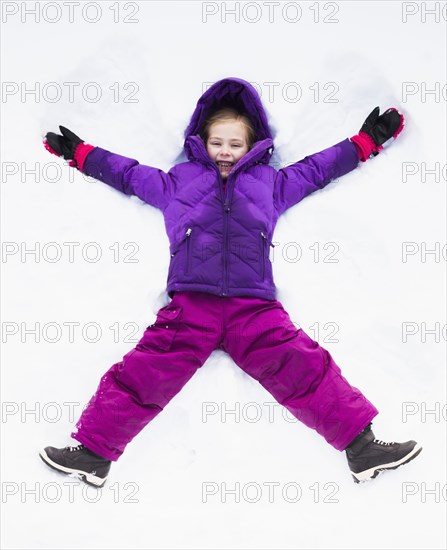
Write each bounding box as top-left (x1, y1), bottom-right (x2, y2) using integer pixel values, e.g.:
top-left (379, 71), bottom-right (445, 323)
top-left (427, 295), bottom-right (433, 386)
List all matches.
top-left (83, 147), bottom-right (176, 211)
top-left (273, 138), bottom-right (359, 216)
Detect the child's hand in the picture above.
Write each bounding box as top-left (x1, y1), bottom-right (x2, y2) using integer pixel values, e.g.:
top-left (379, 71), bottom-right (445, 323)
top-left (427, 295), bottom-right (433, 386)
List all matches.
top-left (43, 126), bottom-right (95, 170)
top-left (350, 107), bottom-right (405, 162)
top-left (43, 125), bottom-right (84, 168)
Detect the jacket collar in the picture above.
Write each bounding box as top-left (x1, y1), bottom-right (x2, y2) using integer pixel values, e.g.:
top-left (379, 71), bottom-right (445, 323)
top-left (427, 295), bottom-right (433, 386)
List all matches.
top-left (184, 135), bottom-right (273, 173)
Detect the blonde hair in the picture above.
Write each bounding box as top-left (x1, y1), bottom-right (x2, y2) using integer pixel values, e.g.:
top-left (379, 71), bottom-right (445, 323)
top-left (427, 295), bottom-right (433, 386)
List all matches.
top-left (200, 107), bottom-right (256, 150)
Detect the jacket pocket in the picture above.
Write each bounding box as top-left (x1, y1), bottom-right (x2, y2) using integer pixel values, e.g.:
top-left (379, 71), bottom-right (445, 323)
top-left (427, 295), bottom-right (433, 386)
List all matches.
top-left (170, 227), bottom-right (192, 275)
top-left (185, 228), bottom-right (192, 274)
top-left (144, 305), bottom-right (182, 352)
top-left (260, 231), bottom-right (275, 281)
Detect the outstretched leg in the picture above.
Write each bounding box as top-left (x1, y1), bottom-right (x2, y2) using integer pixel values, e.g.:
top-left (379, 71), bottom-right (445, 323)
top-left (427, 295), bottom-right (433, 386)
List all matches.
top-left (221, 296), bottom-right (379, 451)
top-left (71, 291), bottom-right (223, 461)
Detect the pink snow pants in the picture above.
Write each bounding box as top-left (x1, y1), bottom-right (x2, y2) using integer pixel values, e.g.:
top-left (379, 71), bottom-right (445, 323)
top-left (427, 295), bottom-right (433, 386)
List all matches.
top-left (72, 291), bottom-right (379, 461)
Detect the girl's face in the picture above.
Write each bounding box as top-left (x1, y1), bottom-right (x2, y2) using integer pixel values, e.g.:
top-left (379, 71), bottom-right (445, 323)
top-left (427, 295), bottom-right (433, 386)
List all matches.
top-left (206, 120), bottom-right (250, 180)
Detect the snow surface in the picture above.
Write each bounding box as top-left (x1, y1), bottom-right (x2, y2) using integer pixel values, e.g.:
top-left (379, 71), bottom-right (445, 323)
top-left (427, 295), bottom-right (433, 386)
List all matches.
top-left (1, 1), bottom-right (446, 549)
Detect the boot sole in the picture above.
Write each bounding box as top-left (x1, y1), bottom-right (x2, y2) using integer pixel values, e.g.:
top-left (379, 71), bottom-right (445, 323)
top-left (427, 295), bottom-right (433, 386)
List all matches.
top-left (39, 449), bottom-right (108, 488)
top-left (352, 443), bottom-right (422, 483)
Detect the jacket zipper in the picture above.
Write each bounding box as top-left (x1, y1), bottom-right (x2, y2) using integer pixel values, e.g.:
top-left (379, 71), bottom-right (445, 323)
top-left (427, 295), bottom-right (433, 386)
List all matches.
top-left (208, 161), bottom-right (231, 296)
top-left (223, 199), bottom-right (230, 295)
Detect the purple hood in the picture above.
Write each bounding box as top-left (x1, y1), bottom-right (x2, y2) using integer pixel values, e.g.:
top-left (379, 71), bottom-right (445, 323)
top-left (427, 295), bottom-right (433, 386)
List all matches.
top-left (184, 77), bottom-right (274, 164)
top-left (82, 77), bottom-right (359, 300)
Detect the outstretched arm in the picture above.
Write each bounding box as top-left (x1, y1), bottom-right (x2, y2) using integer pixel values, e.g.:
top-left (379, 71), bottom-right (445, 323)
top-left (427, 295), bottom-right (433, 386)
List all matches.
top-left (273, 107), bottom-right (405, 217)
top-left (43, 126), bottom-right (176, 212)
top-left (273, 138), bottom-right (359, 216)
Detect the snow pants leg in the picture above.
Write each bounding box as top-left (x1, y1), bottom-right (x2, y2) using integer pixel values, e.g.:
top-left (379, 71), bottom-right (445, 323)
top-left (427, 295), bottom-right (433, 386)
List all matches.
top-left (219, 296), bottom-right (379, 451)
top-left (71, 291), bottom-right (223, 461)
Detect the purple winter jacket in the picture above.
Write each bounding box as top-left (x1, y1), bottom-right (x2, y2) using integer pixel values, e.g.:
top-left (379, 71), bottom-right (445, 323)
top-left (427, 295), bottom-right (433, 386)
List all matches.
top-left (81, 77), bottom-right (359, 300)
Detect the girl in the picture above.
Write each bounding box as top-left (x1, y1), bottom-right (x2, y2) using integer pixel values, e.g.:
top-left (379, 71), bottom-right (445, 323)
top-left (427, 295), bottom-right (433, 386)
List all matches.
top-left (39, 77), bottom-right (422, 487)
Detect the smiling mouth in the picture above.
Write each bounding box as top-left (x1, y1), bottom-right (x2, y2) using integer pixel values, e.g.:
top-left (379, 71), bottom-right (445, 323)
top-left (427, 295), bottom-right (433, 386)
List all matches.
top-left (216, 161), bottom-right (234, 168)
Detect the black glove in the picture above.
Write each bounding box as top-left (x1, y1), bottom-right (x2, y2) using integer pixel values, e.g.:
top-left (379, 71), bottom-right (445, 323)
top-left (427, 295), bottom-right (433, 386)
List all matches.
top-left (351, 107), bottom-right (405, 161)
top-left (360, 106), bottom-right (403, 148)
top-left (44, 125), bottom-right (84, 163)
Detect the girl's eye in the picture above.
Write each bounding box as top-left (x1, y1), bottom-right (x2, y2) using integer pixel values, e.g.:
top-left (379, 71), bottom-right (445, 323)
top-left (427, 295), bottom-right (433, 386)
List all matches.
top-left (210, 143), bottom-right (242, 147)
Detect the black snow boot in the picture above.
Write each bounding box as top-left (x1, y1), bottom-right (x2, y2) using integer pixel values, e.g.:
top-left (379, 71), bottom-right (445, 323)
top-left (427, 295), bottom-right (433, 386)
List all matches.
top-left (39, 444), bottom-right (112, 487)
top-left (345, 423), bottom-right (422, 483)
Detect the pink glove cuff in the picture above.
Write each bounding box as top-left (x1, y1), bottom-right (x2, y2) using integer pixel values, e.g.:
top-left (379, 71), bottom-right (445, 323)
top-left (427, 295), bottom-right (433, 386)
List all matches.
top-left (43, 138), bottom-right (95, 171)
top-left (69, 142), bottom-right (95, 171)
top-left (350, 132), bottom-right (381, 162)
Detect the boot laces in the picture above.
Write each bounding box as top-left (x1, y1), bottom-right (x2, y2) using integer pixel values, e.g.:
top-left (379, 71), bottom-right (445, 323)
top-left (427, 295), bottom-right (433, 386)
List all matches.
top-left (373, 438), bottom-right (395, 446)
top-left (65, 444), bottom-right (85, 452)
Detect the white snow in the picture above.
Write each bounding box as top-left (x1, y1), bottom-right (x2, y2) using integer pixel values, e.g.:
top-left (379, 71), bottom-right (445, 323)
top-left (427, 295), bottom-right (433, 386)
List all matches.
top-left (1, 1), bottom-right (446, 549)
